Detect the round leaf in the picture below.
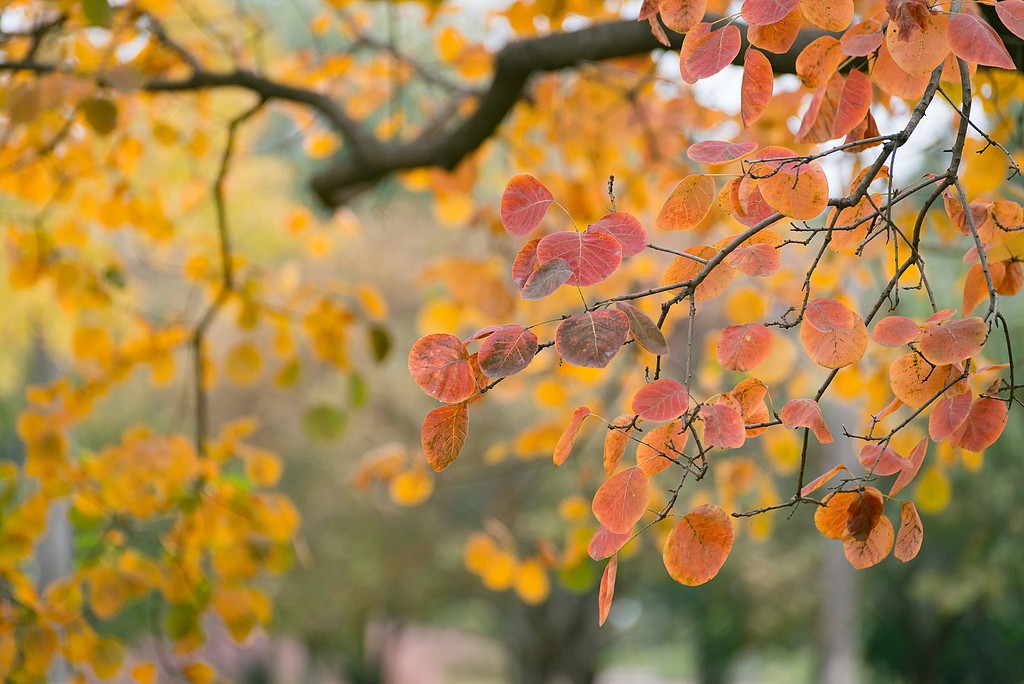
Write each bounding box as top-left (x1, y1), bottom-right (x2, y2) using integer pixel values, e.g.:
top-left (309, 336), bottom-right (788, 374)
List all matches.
top-left (663, 504), bottom-right (734, 586)
top-left (408, 333), bottom-right (477, 403)
top-left (631, 378), bottom-right (689, 422)
top-left (555, 311), bottom-right (630, 369)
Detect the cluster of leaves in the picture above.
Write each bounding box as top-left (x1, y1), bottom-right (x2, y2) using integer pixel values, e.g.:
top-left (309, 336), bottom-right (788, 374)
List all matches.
top-left (410, 0), bottom-right (1023, 624)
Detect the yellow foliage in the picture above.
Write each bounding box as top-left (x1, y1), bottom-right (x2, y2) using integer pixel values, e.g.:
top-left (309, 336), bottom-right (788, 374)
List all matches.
top-left (514, 558), bottom-right (551, 605)
top-left (389, 468), bottom-right (434, 506)
top-left (915, 466), bottom-right (951, 514)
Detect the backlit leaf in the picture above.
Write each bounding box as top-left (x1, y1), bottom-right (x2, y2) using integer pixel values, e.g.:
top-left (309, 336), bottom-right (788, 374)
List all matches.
top-left (631, 378), bottom-right (689, 422)
top-left (636, 419), bottom-right (688, 475)
top-left (615, 302), bottom-right (669, 355)
top-left (588, 525), bottom-right (631, 560)
top-left (537, 231), bottom-right (622, 286)
top-left (780, 398), bottom-right (834, 443)
top-left (947, 13), bottom-right (1015, 69)
top-left (511, 238), bottom-right (540, 288)
top-left (741, 48), bottom-right (774, 128)
top-left (799, 298), bottom-right (868, 368)
top-left (501, 174), bottom-right (554, 236)
top-left (795, 36), bottom-right (844, 89)
top-left (844, 487), bottom-right (884, 540)
top-left (832, 70), bottom-right (873, 139)
top-left (928, 389), bottom-right (972, 443)
top-left (661, 246), bottom-right (735, 301)
top-left (894, 501), bottom-right (923, 562)
top-left (589, 212), bottom-right (648, 258)
top-left (656, 175), bottom-right (716, 230)
top-left (555, 310), bottom-right (630, 368)
top-left (421, 402), bottom-right (469, 472)
top-left (872, 39), bottom-right (931, 99)
top-left (663, 504), bottom-right (734, 586)
top-left (949, 396), bottom-right (1009, 452)
top-left (815, 491), bottom-right (857, 538)
top-left (409, 333), bottom-right (477, 403)
top-left (477, 324), bottom-right (539, 378)
top-left (802, 464), bottom-right (849, 497)
top-left (748, 7), bottom-right (802, 53)
top-left (598, 555), bottom-right (618, 626)
top-left (890, 437), bottom-right (928, 496)
top-left (995, 0), bottom-right (1024, 40)
top-left (871, 315), bottom-right (921, 347)
top-left (726, 243), bottom-right (781, 277)
top-left (800, 0), bottom-right (853, 31)
top-left (918, 316), bottom-right (987, 365)
top-left (885, 11), bottom-right (950, 76)
top-left (604, 415), bottom-right (634, 474)
top-left (687, 140), bottom-right (759, 164)
top-left (678, 23), bottom-right (712, 83)
top-left (859, 443), bottom-right (913, 476)
top-left (716, 323), bottom-right (774, 372)
top-left (660, 0), bottom-right (708, 32)
top-left (592, 467), bottom-right (651, 534)
top-left (701, 403), bottom-right (745, 449)
top-left (742, 0), bottom-right (799, 25)
top-left (889, 353), bottom-right (952, 407)
top-left (843, 512), bottom-right (894, 569)
top-left (841, 18), bottom-right (884, 56)
top-left (683, 25), bottom-right (742, 80)
top-left (751, 147), bottom-right (830, 220)
top-left (554, 406), bottom-right (592, 466)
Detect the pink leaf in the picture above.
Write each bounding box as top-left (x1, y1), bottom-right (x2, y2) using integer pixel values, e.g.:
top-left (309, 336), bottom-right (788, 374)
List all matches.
top-left (588, 212), bottom-right (648, 258)
top-left (701, 403), bottom-right (746, 449)
top-left (780, 398), bottom-right (834, 443)
top-left (631, 378), bottom-right (690, 422)
top-left (687, 140), bottom-right (759, 164)
top-left (592, 467), bottom-right (651, 534)
top-left (684, 25), bottom-right (742, 79)
top-left (947, 13), bottom-right (1016, 69)
top-left (859, 443), bottom-right (913, 476)
top-left (501, 174), bottom-right (554, 236)
top-left (871, 315), bottom-right (921, 347)
top-left (715, 323), bottom-right (774, 372)
top-left (537, 231), bottom-right (623, 287)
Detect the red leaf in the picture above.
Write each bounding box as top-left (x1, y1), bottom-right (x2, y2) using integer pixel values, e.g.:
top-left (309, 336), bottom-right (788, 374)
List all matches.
top-left (780, 398), bottom-right (834, 443)
top-left (477, 324), bottom-right (539, 378)
top-left (995, 0), bottom-right (1024, 40)
top-left (947, 12), bottom-right (1016, 69)
top-left (511, 238), bottom-right (540, 289)
top-left (598, 555), bottom-right (618, 626)
top-left (887, 0), bottom-right (932, 35)
top-left (588, 525), bottom-right (631, 560)
top-left (741, 48), bottom-right (774, 128)
top-left (592, 467), bottom-right (651, 534)
top-left (589, 212), bottom-right (648, 258)
top-left (725, 243), bottom-right (780, 277)
top-left (894, 501), bottom-right (923, 562)
top-left (923, 308), bottom-right (958, 325)
top-left (537, 231), bottom-right (623, 287)
top-left (741, 0), bottom-right (799, 25)
top-left (683, 25), bottom-right (742, 80)
top-left (554, 406), bottom-right (592, 466)
top-left (409, 333), bottom-right (477, 403)
top-left (841, 18), bottom-right (884, 56)
top-left (949, 397), bottom-right (1009, 451)
top-left (615, 302), bottom-right (669, 356)
top-left (701, 403), bottom-right (746, 449)
top-left (928, 389), bottom-right (972, 442)
top-left (421, 402), bottom-right (469, 472)
top-left (501, 174), bottom-right (553, 236)
top-left (522, 258), bottom-right (573, 300)
top-left (859, 442), bottom-right (913, 476)
top-left (555, 310), bottom-right (630, 368)
top-left (687, 140), bottom-right (759, 164)
top-left (889, 437), bottom-right (928, 496)
top-left (636, 419), bottom-right (688, 475)
top-left (631, 378), bottom-right (689, 422)
top-left (832, 70), bottom-right (872, 139)
top-left (845, 487), bottom-right (884, 540)
top-left (656, 174), bottom-right (717, 230)
top-left (872, 315), bottom-right (921, 347)
top-left (801, 463), bottom-right (849, 497)
top-left (716, 323), bottom-right (774, 372)
top-left (805, 297), bottom-right (855, 331)
top-left (679, 23), bottom-right (712, 83)
top-left (663, 504), bottom-right (734, 586)
top-left (919, 316), bottom-right (987, 365)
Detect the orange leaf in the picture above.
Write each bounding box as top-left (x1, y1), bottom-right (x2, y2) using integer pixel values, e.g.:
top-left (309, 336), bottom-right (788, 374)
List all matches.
top-left (631, 378), bottom-right (689, 422)
top-left (949, 397), bottom-right (1009, 452)
top-left (678, 23), bottom-right (712, 83)
top-left (872, 38), bottom-right (930, 99)
top-left (598, 555), bottom-right (618, 626)
top-left (890, 437), bottom-right (928, 496)
top-left (780, 398), bottom-right (834, 443)
top-left (656, 174), bottom-right (716, 230)
top-left (555, 311), bottom-right (630, 368)
top-left (751, 147), bottom-right (830, 220)
top-left (859, 443), bottom-right (913, 476)
top-left (795, 36), bottom-right (844, 89)
top-left (885, 11), bottom-right (950, 76)
top-left (592, 467), bottom-right (651, 534)
top-left (726, 243), bottom-right (780, 277)
top-left (799, 298), bottom-right (868, 368)
top-left (742, 0), bottom-right (799, 24)
top-left (814, 490), bottom-right (857, 538)
top-left (799, 0), bottom-right (853, 31)
top-left (894, 501), bottom-right (923, 562)
top-left (843, 513), bottom-right (894, 569)
top-left (748, 8), bottom-right (802, 54)
top-left (741, 48), bottom-right (774, 128)
top-left (841, 18), bottom-right (884, 56)
top-left (683, 25), bottom-right (742, 80)
top-left (844, 487), bottom-right (884, 541)
top-left (553, 406), bottom-right (592, 466)
top-left (802, 464), bottom-right (849, 497)
top-left (947, 13), bottom-right (1016, 69)
top-left (661, 246), bottom-right (735, 301)
top-left (589, 525), bottom-right (631, 560)
top-left (659, 0), bottom-right (708, 33)
top-left (889, 353), bottom-right (952, 407)
top-left (604, 415), bottom-right (634, 474)
top-left (511, 238), bottom-right (540, 288)
top-left (409, 333), bottom-right (477, 403)
top-left (716, 323), bottom-right (774, 372)
top-left (918, 317), bottom-right (987, 365)
top-left (701, 403), bottom-right (745, 449)
top-left (687, 140), bottom-right (759, 164)
top-left (928, 388), bottom-right (972, 443)
top-left (832, 70), bottom-right (873, 139)
top-left (871, 315), bottom-right (921, 347)
top-left (421, 402), bottom-right (469, 472)
top-left (663, 503), bottom-right (734, 586)
top-left (636, 419), bottom-right (688, 475)
top-left (501, 174), bottom-right (553, 236)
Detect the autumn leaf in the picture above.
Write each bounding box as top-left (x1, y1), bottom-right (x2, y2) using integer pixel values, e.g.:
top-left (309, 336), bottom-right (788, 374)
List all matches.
top-left (588, 525), bottom-right (632, 561)
top-left (894, 501), bottom-right (924, 562)
top-left (631, 378), bottom-right (689, 422)
top-left (555, 311), bottom-right (630, 368)
top-left (615, 302), bottom-right (669, 356)
top-left (947, 13), bottom-right (1016, 70)
top-left (409, 333), bottom-right (477, 403)
top-left (598, 555), bottom-right (618, 626)
top-left (701, 403), bottom-right (746, 449)
top-left (501, 174), bottom-right (554, 235)
top-left (537, 231), bottom-right (623, 286)
top-left (477, 324), bottom-right (539, 378)
top-left (871, 315), bottom-right (921, 347)
top-left (683, 25), bottom-right (742, 80)
top-left (656, 175), bottom-right (716, 230)
top-left (716, 323), bottom-right (774, 372)
top-left (422, 402), bottom-right (469, 472)
top-left (687, 140), bottom-right (759, 164)
top-left (741, 49), bottom-right (774, 128)
top-left (663, 504), bottom-right (734, 586)
top-left (592, 467), bottom-right (651, 534)
top-left (588, 212), bottom-right (648, 258)
top-left (780, 398), bottom-right (834, 443)
top-left (799, 298), bottom-right (868, 368)
top-left (554, 406), bottom-right (592, 466)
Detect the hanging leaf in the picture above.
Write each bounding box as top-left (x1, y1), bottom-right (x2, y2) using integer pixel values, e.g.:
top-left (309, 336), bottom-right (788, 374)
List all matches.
top-left (751, 147), bottom-right (830, 220)
top-left (631, 378), bottom-right (689, 422)
top-left (741, 48), bottom-right (774, 128)
top-left (522, 258), bottom-right (574, 300)
top-left (660, 0), bottom-right (708, 32)
top-left (799, 298), bottom-right (868, 368)
top-left (537, 231), bottom-right (623, 286)
top-left (730, 378), bottom-right (771, 437)
top-left (663, 504), bottom-right (734, 586)
top-left (995, 0), bottom-right (1024, 40)
top-left (511, 238), bottom-right (540, 289)
top-left (555, 310), bottom-right (630, 368)
top-left (598, 555), bottom-right (618, 626)
top-left (701, 403), bottom-right (746, 449)
top-left (889, 438), bottom-right (928, 496)
top-left (679, 23), bottom-right (713, 83)
top-left (918, 316), bottom-right (987, 365)
top-left (687, 140), bottom-right (759, 164)
top-left (592, 467), bottom-right (651, 534)
top-left (949, 396), bottom-right (1009, 452)
top-left (832, 70), bottom-right (873, 139)
top-left (661, 246), bottom-right (735, 301)
top-left (889, 353), bottom-right (952, 407)
top-left (408, 333), bottom-right (477, 403)
top-left (683, 25), bottom-right (742, 80)
top-left (871, 315), bottom-right (921, 347)
top-left (588, 525), bottom-right (631, 560)
top-left (604, 415), bottom-right (634, 475)
top-left (814, 491), bottom-right (858, 538)
top-left (477, 324), bottom-right (539, 378)
top-left (780, 398), bottom-right (834, 443)
top-left (725, 243), bottom-right (780, 277)
top-left (421, 402), bottom-right (469, 472)
top-left (748, 8), bottom-right (803, 54)
top-left (636, 419), bottom-right (688, 475)
top-left (799, 0), bottom-right (853, 30)
top-left (615, 302), bottom-right (669, 356)
top-left (716, 323), bottom-right (774, 372)
top-left (928, 389), bottom-right (972, 443)
top-left (885, 11), bottom-right (950, 76)
top-left (894, 502), bottom-right (924, 562)
top-left (554, 406), bottom-right (592, 466)
top-left (859, 443), bottom-right (913, 477)
top-left (802, 464), bottom-right (849, 497)
top-left (841, 18), bottom-right (884, 56)
top-left (947, 12), bottom-right (1016, 69)
top-left (501, 174), bottom-right (554, 236)
top-left (589, 212), bottom-right (648, 258)
top-left (844, 487), bottom-right (884, 540)
top-left (843, 513), bottom-right (894, 569)
top-left (742, 0), bottom-right (800, 25)
top-left (795, 36), bottom-right (845, 89)
top-left (656, 174), bottom-right (717, 230)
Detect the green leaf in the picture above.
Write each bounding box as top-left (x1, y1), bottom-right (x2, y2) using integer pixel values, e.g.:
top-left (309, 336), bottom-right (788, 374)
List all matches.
top-left (303, 403), bottom-right (347, 442)
top-left (83, 0), bottom-right (112, 28)
top-left (369, 325), bottom-right (391, 363)
top-left (80, 97), bottom-right (118, 135)
top-left (349, 373), bottom-right (367, 407)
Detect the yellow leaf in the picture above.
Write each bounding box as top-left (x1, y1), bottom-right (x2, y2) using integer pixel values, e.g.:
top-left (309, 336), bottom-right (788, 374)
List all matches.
top-left (245, 449), bottom-right (282, 487)
top-left (183, 662), bottom-right (215, 684)
top-left (305, 132), bottom-right (338, 158)
top-left (226, 342), bottom-right (263, 386)
top-left (131, 662), bottom-right (157, 684)
top-left (389, 468), bottom-right (434, 506)
top-left (725, 287), bottom-right (769, 323)
top-left (915, 466), bottom-right (950, 514)
top-left (514, 558), bottom-right (550, 604)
